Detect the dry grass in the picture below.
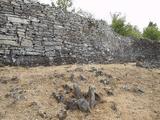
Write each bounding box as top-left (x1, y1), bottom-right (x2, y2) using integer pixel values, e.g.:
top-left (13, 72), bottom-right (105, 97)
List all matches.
top-left (0, 63), bottom-right (160, 120)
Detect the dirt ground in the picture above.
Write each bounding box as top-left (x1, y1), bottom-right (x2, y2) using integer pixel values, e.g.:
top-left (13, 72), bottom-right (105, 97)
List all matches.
top-left (0, 63), bottom-right (160, 120)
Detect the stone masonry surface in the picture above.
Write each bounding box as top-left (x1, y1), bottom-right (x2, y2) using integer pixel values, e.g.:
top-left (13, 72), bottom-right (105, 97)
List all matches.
top-left (0, 0), bottom-right (160, 67)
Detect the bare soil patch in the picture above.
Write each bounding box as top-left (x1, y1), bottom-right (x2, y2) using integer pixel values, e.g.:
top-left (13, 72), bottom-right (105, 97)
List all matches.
top-left (0, 63), bottom-right (160, 120)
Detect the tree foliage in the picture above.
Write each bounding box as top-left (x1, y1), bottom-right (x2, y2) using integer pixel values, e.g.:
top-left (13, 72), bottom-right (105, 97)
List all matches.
top-left (52, 0), bottom-right (72, 11)
top-left (143, 22), bottom-right (160, 41)
top-left (111, 13), bottom-right (126, 36)
top-left (111, 13), bottom-right (142, 39)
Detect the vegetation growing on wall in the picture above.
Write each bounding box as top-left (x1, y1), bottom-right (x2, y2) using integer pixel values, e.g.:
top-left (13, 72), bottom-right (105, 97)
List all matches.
top-left (52, 0), bottom-right (72, 11)
top-left (111, 13), bottom-right (142, 39)
top-left (143, 22), bottom-right (160, 41)
top-left (111, 13), bottom-right (160, 41)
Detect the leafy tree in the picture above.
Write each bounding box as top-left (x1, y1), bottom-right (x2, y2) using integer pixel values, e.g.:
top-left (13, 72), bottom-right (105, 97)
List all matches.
top-left (143, 22), bottom-right (160, 41)
top-left (111, 13), bottom-right (127, 36)
top-left (52, 0), bottom-right (72, 11)
top-left (125, 24), bottom-right (142, 39)
top-left (111, 13), bottom-right (142, 39)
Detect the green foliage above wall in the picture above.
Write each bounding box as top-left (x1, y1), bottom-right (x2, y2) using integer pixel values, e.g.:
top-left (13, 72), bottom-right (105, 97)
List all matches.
top-left (111, 13), bottom-right (142, 39)
top-left (143, 22), bottom-right (160, 41)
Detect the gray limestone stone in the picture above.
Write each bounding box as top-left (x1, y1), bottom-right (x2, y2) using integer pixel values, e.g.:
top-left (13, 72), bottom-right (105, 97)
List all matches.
top-left (8, 17), bottom-right (29, 24)
top-left (77, 98), bottom-right (91, 112)
top-left (0, 0), bottom-right (159, 67)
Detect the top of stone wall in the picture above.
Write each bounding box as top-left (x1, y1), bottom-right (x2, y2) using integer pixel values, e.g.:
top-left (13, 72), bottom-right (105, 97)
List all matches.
top-left (0, 0), bottom-right (159, 68)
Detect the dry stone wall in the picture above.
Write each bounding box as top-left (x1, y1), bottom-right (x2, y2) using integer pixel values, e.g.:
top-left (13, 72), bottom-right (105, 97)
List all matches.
top-left (0, 0), bottom-right (159, 67)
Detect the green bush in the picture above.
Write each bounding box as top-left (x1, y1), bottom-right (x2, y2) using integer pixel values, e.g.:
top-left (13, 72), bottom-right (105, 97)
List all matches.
top-left (111, 13), bottom-right (160, 41)
top-left (111, 13), bottom-right (126, 36)
top-left (143, 22), bottom-right (160, 41)
top-left (125, 24), bottom-right (142, 39)
top-left (111, 13), bottom-right (142, 39)
top-left (52, 0), bottom-right (72, 11)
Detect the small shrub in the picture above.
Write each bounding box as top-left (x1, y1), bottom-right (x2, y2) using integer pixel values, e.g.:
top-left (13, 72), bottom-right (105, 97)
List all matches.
top-left (52, 0), bottom-right (72, 11)
top-left (111, 13), bottom-right (142, 39)
top-left (143, 22), bottom-right (160, 41)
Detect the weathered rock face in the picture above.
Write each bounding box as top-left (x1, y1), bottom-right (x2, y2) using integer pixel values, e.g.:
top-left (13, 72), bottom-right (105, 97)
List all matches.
top-left (132, 40), bottom-right (160, 68)
top-left (0, 0), bottom-right (159, 67)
